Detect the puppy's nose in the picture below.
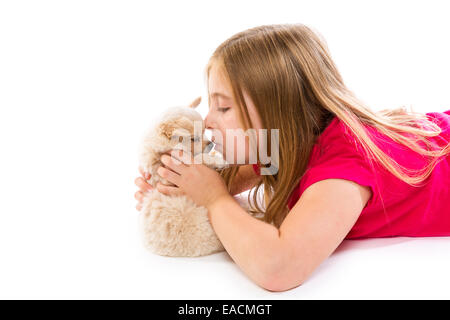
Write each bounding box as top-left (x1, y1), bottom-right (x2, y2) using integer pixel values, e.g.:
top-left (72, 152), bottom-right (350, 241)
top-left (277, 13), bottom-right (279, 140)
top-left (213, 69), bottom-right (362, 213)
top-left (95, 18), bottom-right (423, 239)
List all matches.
top-left (203, 141), bottom-right (214, 153)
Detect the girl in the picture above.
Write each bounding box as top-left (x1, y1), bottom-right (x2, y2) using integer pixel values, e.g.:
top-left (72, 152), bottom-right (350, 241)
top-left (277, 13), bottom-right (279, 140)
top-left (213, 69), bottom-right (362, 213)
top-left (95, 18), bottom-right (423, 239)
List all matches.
top-left (134, 24), bottom-right (450, 292)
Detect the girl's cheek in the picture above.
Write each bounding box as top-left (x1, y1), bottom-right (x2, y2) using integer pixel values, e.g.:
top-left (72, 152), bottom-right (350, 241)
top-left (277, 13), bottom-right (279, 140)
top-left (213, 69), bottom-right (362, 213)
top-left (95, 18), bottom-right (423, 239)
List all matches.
top-left (230, 112), bottom-right (242, 129)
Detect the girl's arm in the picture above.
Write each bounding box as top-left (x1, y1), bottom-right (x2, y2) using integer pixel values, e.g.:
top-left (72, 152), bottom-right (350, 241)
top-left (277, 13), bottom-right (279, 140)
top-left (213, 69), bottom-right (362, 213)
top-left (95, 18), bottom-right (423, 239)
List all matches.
top-left (207, 178), bottom-right (372, 292)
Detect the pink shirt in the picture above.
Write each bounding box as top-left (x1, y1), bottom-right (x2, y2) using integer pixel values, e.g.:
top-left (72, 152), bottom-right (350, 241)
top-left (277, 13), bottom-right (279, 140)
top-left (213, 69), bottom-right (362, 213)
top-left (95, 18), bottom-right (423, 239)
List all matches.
top-left (253, 110), bottom-right (450, 239)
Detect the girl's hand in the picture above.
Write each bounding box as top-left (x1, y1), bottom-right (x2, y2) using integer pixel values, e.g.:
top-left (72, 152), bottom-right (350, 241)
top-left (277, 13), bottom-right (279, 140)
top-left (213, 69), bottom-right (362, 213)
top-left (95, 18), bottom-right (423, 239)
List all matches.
top-left (156, 150), bottom-right (231, 208)
top-left (134, 166), bottom-right (153, 211)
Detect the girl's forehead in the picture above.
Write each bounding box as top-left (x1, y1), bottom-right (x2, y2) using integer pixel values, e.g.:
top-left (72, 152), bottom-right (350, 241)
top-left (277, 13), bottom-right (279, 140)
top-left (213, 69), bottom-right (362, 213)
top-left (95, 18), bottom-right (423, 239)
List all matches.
top-left (209, 92), bottom-right (232, 101)
top-left (209, 65), bottom-right (233, 92)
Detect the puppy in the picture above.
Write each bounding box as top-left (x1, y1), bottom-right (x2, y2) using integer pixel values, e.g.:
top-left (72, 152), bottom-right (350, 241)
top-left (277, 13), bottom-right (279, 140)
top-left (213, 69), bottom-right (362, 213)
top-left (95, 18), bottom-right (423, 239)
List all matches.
top-left (137, 97), bottom-right (230, 257)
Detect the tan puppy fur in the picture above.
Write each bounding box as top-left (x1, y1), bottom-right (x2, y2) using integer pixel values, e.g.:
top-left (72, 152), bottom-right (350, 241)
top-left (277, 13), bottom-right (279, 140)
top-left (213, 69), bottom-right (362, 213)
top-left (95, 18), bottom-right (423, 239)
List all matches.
top-left (137, 97), bottom-right (231, 257)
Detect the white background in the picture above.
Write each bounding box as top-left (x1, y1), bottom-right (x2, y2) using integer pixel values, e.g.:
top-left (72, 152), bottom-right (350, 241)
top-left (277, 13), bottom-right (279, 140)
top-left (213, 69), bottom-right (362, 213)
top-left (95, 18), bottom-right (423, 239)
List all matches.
top-left (0, 0), bottom-right (449, 299)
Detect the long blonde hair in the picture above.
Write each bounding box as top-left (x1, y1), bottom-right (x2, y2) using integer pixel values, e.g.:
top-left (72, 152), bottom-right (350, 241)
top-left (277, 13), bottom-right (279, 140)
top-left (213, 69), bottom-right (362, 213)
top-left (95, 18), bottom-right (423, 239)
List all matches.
top-left (204, 23), bottom-right (450, 228)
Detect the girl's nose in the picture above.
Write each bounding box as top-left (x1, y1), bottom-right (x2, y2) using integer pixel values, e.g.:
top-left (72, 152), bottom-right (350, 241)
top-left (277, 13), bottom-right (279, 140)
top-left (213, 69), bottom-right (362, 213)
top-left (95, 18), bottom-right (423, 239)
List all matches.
top-left (205, 113), bottom-right (214, 130)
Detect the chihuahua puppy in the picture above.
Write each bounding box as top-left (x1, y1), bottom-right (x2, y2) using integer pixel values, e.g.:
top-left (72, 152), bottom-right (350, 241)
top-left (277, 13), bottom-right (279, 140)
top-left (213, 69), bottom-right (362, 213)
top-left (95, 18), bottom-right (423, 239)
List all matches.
top-left (137, 97), bottom-right (230, 257)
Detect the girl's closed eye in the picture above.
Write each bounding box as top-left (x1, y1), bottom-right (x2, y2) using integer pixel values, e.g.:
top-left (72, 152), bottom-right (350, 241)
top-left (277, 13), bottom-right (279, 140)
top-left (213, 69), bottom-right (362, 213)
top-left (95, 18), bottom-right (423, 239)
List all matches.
top-left (218, 107), bottom-right (230, 113)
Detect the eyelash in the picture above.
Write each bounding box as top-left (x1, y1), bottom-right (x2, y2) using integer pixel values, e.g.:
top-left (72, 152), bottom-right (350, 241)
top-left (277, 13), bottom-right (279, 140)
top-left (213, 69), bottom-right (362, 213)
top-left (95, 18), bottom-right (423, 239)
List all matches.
top-left (217, 107), bottom-right (230, 113)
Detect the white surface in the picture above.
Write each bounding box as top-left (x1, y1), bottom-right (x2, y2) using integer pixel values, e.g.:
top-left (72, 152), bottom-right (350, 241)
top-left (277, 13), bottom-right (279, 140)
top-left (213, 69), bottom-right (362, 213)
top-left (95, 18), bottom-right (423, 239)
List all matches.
top-left (0, 0), bottom-right (449, 299)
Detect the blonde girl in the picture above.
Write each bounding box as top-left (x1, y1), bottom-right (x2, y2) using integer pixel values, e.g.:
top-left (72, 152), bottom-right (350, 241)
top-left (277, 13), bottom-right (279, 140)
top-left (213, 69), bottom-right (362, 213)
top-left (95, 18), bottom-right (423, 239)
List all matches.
top-left (134, 24), bottom-right (450, 292)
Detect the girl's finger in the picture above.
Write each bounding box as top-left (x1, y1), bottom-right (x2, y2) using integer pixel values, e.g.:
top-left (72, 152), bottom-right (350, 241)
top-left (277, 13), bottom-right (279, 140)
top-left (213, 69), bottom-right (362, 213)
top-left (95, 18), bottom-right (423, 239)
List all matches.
top-left (160, 154), bottom-right (187, 175)
top-left (134, 191), bottom-right (144, 203)
top-left (136, 203), bottom-right (142, 211)
top-left (156, 182), bottom-right (184, 196)
top-left (135, 176), bottom-right (153, 192)
top-left (139, 166), bottom-right (151, 180)
top-left (157, 166), bottom-right (181, 186)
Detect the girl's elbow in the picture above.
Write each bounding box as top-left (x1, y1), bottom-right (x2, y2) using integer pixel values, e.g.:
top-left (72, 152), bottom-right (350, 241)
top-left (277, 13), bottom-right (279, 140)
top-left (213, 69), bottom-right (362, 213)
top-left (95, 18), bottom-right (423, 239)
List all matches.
top-left (259, 263), bottom-right (307, 292)
top-left (260, 272), bottom-right (305, 292)
top-left (257, 243), bottom-right (307, 292)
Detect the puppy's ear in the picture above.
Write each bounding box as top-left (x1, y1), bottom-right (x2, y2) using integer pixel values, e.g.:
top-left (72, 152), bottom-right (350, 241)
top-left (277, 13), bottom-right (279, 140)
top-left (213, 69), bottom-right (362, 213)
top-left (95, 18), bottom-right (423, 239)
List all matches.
top-left (158, 122), bottom-right (174, 139)
top-left (188, 96), bottom-right (201, 109)
top-left (158, 119), bottom-right (191, 139)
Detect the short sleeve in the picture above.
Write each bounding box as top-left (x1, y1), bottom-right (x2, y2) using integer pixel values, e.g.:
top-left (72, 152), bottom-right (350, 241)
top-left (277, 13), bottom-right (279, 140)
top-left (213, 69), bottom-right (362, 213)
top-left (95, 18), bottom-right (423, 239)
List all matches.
top-left (298, 156), bottom-right (377, 208)
top-left (287, 122), bottom-right (379, 210)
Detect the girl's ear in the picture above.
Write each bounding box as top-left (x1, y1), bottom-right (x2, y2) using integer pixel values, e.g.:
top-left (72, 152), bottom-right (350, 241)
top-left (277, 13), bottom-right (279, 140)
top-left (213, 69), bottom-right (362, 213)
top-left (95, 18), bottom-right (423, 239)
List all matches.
top-left (188, 96), bottom-right (202, 109)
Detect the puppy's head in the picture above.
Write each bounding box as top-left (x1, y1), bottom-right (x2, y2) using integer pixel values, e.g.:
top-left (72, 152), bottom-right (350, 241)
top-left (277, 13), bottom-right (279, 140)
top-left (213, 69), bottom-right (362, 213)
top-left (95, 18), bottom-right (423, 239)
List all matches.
top-left (156, 97), bottom-right (214, 156)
